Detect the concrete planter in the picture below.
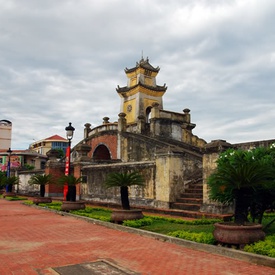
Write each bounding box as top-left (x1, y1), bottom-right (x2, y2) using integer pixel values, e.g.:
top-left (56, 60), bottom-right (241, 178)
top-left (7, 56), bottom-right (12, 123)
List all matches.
top-left (3, 192), bottom-right (17, 198)
top-left (111, 209), bottom-right (144, 224)
top-left (213, 222), bottom-right (265, 246)
top-left (32, 197), bottom-right (52, 205)
top-left (61, 201), bottom-right (86, 212)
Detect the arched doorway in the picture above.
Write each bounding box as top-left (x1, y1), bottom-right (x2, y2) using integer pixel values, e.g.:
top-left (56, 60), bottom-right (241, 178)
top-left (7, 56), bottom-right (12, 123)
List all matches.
top-left (93, 144), bottom-right (111, 160)
top-left (146, 106), bottom-right (152, 123)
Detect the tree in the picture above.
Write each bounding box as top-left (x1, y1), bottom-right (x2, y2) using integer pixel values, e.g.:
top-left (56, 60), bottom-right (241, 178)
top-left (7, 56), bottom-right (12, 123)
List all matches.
top-left (105, 171), bottom-right (144, 210)
top-left (5, 176), bottom-right (19, 192)
top-left (207, 146), bottom-right (275, 225)
top-left (28, 174), bottom-right (54, 197)
top-left (58, 175), bottom-right (82, 202)
top-left (0, 171), bottom-right (6, 189)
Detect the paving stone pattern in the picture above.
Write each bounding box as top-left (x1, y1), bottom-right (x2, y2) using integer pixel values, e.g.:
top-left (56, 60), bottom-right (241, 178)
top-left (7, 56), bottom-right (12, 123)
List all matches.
top-left (0, 200), bottom-right (274, 275)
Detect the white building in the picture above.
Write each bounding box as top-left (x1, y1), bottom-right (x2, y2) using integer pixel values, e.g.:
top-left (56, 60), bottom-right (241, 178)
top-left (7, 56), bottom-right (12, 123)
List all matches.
top-left (0, 120), bottom-right (12, 150)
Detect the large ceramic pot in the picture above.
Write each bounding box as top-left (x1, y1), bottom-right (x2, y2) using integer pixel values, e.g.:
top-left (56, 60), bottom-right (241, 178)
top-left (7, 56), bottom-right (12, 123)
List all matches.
top-left (111, 209), bottom-right (144, 224)
top-left (61, 201), bottom-right (86, 212)
top-left (32, 197), bottom-right (52, 205)
top-left (213, 222), bottom-right (265, 246)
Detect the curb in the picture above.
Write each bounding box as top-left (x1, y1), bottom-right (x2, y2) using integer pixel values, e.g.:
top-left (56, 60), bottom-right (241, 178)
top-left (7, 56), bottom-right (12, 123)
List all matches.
top-left (28, 203), bottom-right (275, 269)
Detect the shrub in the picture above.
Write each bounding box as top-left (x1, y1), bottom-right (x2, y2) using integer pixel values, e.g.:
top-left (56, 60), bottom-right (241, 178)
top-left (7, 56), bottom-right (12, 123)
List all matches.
top-left (168, 230), bottom-right (216, 244)
top-left (123, 217), bottom-right (154, 227)
top-left (243, 235), bottom-right (275, 257)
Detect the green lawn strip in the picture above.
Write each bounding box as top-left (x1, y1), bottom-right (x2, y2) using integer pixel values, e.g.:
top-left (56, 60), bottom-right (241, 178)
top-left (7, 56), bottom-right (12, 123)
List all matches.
top-left (71, 207), bottom-right (112, 222)
top-left (4, 196), bottom-right (28, 201)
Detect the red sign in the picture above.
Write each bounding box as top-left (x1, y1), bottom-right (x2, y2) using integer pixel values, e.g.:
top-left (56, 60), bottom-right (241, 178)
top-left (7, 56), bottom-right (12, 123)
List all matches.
top-left (63, 146), bottom-right (70, 200)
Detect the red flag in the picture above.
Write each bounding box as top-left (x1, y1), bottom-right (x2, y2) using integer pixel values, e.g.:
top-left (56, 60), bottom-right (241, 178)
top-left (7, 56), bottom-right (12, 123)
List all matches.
top-left (64, 146), bottom-right (70, 200)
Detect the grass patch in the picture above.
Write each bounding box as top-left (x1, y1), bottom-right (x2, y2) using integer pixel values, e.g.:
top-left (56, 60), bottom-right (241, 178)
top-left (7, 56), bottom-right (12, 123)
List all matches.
top-left (4, 196), bottom-right (28, 201)
top-left (71, 207), bottom-right (112, 222)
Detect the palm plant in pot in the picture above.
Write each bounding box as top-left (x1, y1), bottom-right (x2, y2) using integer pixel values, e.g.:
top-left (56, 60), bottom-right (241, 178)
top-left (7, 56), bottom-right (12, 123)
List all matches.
top-left (28, 174), bottom-right (54, 204)
top-left (207, 145), bottom-right (275, 246)
top-left (105, 171), bottom-right (145, 223)
top-left (3, 176), bottom-right (19, 197)
top-left (58, 175), bottom-right (85, 211)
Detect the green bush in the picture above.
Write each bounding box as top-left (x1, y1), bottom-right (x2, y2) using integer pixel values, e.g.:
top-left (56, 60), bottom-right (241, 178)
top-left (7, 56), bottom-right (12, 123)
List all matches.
top-left (123, 217), bottom-right (154, 227)
top-left (244, 235), bottom-right (275, 257)
top-left (71, 206), bottom-right (111, 222)
top-left (168, 230), bottom-right (216, 244)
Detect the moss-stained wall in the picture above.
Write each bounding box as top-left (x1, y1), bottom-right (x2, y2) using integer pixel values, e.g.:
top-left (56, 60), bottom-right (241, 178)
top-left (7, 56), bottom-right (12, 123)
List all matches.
top-left (155, 152), bottom-right (202, 208)
top-left (201, 140), bottom-right (234, 214)
top-left (81, 161), bottom-right (156, 207)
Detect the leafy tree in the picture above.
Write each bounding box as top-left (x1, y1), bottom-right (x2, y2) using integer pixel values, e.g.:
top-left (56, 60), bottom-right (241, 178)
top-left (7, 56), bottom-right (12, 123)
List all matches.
top-left (105, 171), bottom-right (144, 210)
top-left (207, 146), bottom-right (275, 225)
top-left (55, 148), bottom-right (65, 159)
top-left (28, 174), bottom-right (54, 197)
top-left (23, 164), bottom-right (35, 170)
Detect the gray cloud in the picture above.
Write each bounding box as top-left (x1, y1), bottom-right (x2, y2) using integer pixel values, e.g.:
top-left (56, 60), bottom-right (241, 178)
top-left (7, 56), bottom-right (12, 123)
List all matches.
top-left (0, 0), bottom-right (274, 149)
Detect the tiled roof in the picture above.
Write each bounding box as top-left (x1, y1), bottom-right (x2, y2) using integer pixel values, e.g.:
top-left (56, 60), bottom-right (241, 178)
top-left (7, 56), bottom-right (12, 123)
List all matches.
top-left (45, 134), bottom-right (67, 141)
top-left (117, 82), bottom-right (167, 93)
top-left (125, 57), bottom-right (160, 73)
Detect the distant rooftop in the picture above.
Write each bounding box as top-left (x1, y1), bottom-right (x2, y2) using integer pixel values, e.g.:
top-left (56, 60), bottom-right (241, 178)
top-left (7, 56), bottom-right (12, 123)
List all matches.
top-left (45, 135), bottom-right (67, 141)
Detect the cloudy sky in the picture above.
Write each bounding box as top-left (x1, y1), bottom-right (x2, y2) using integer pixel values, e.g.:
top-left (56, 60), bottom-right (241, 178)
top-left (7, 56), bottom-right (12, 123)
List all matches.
top-left (1, 0), bottom-right (275, 149)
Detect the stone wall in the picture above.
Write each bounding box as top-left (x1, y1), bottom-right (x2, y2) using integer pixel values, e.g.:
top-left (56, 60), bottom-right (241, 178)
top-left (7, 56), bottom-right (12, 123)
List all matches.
top-left (17, 169), bottom-right (44, 195)
top-left (81, 161), bottom-right (156, 207)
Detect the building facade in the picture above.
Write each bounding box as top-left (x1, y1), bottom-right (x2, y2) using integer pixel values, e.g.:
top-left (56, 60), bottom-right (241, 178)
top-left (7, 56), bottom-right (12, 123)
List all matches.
top-left (44, 58), bottom-right (275, 216)
top-left (30, 135), bottom-right (68, 155)
top-left (0, 120), bottom-right (12, 150)
top-left (46, 58), bottom-right (207, 208)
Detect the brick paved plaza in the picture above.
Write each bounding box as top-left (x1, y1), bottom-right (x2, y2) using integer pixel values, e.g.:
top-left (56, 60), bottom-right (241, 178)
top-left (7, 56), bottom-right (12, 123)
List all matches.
top-left (0, 200), bottom-right (274, 274)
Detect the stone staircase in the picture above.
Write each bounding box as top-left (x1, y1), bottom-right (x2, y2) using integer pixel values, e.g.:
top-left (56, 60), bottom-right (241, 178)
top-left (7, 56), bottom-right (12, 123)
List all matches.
top-left (171, 181), bottom-right (203, 212)
top-left (168, 181), bottom-right (232, 220)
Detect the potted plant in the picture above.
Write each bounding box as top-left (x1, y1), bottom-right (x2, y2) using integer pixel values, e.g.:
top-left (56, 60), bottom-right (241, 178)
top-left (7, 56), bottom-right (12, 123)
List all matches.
top-left (3, 175), bottom-right (19, 198)
top-left (58, 175), bottom-right (85, 211)
top-left (207, 146), bottom-right (275, 246)
top-left (105, 171), bottom-right (145, 223)
top-left (28, 174), bottom-right (54, 205)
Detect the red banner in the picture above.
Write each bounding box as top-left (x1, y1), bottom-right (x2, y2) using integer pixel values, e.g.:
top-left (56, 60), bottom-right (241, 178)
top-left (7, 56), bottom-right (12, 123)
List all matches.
top-left (63, 146), bottom-right (70, 200)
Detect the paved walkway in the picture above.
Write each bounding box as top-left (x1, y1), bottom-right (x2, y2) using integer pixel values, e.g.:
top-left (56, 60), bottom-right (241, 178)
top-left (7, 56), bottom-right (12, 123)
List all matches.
top-left (0, 200), bottom-right (274, 275)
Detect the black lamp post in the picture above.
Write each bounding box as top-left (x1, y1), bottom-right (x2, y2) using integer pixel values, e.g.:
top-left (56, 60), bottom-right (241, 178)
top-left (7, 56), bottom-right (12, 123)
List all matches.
top-left (65, 122), bottom-right (75, 151)
top-left (6, 147), bottom-right (13, 192)
top-left (65, 122), bottom-right (75, 201)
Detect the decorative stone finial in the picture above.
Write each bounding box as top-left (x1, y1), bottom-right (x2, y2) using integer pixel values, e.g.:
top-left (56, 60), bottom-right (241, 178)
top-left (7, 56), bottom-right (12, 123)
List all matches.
top-left (183, 108), bottom-right (190, 114)
top-left (103, 117), bottom-right (110, 124)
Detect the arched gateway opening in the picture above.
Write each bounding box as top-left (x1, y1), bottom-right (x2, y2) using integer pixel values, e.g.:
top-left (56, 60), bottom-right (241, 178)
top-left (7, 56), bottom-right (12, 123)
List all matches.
top-left (93, 144), bottom-right (111, 160)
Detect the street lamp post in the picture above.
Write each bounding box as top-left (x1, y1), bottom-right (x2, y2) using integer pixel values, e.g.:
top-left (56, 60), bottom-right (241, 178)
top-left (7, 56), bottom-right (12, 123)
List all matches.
top-left (6, 147), bottom-right (12, 192)
top-left (64, 122), bottom-right (75, 201)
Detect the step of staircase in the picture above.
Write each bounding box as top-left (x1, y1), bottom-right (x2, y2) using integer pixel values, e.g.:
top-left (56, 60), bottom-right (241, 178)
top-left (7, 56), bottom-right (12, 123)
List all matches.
top-left (141, 207), bottom-right (232, 221)
top-left (170, 202), bottom-right (201, 211)
top-left (176, 197), bottom-right (203, 204)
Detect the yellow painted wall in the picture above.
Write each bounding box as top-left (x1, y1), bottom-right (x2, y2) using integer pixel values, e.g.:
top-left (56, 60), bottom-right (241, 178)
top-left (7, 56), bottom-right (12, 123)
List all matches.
top-left (123, 98), bottom-right (136, 123)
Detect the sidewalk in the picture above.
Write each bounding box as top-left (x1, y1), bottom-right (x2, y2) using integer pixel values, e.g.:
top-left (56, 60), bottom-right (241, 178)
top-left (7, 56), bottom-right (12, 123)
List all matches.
top-left (0, 199), bottom-right (274, 275)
